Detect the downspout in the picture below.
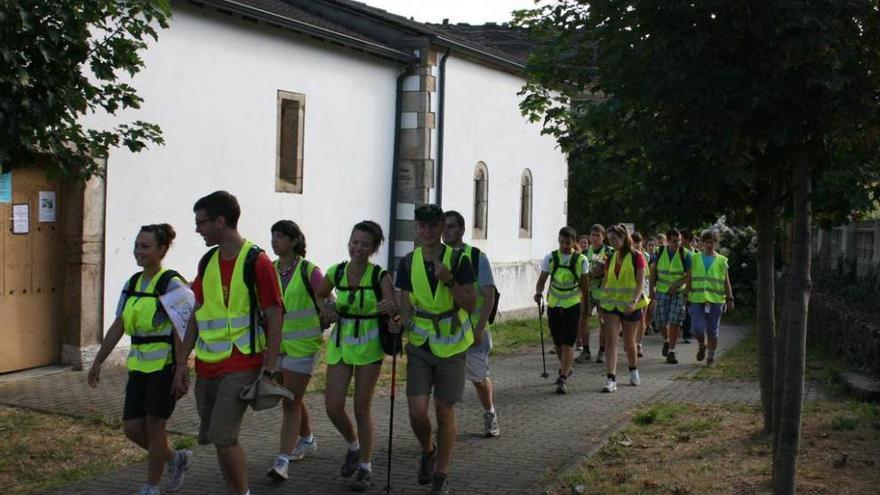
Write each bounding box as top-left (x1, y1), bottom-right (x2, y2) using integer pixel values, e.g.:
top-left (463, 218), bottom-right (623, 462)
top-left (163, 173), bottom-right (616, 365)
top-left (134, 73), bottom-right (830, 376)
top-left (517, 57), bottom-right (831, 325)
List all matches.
top-left (387, 71), bottom-right (406, 273)
top-left (435, 48), bottom-right (451, 208)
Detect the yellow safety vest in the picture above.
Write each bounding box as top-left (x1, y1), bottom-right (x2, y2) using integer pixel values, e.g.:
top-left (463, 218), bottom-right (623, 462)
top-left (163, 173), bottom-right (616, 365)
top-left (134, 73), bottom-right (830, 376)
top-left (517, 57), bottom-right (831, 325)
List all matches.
top-left (600, 251), bottom-right (650, 312)
top-left (195, 241), bottom-right (266, 363)
top-left (655, 247), bottom-right (688, 294)
top-left (407, 247), bottom-right (473, 358)
top-left (688, 253), bottom-right (729, 304)
top-left (547, 250), bottom-right (587, 309)
top-left (122, 268), bottom-right (179, 373)
top-left (327, 262), bottom-right (385, 366)
top-left (277, 259), bottom-right (322, 359)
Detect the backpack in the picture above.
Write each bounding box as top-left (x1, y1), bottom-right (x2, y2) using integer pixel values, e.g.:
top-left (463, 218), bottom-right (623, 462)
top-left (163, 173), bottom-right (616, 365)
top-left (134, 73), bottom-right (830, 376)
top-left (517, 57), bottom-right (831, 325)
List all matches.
top-left (197, 245), bottom-right (264, 355)
top-left (550, 250), bottom-right (581, 283)
top-left (333, 262), bottom-right (399, 356)
top-left (462, 246), bottom-right (501, 325)
top-left (122, 269), bottom-right (187, 349)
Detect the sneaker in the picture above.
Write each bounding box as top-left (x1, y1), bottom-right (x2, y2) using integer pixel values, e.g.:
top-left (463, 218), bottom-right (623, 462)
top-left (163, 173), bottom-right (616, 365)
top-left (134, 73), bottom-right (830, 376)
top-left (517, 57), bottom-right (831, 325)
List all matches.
top-left (575, 342), bottom-right (583, 351)
top-left (666, 351), bottom-right (678, 364)
top-left (418, 445), bottom-right (437, 485)
top-left (350, 467), bottom-right (374, 492)
top-left (430, 473), bottom-right (450, 495)
top-left (682, 338), bottom-right (691, 344)
top-left (165, 449), bottom-right (192, 492)
top-left (341, 449), bottom-right (360, 478)
top-left (602, 378), bottom-right (617, 393)
top-left (483, 410), bottom-right (500, 437)
top-left (595, 350), bottom-right (605, 363)
top-left (267, 455), bottom-right (290, 481)
top-left (556, 379), bottom-right (568, 394)
top-left (706, 356), bottom-right (716, 368)
top-left (637, 344), bottom-right (644, 358)
top-left (290, 436), bottom-right (318, 461)
top-left (629, 369), bottom-right (640, 386)
top-left (662, 342), bottom-right (669, 357)
top-left (554, 374), bottom-right (564, 385)
top-left (139, 485), bottom-right (160, 495)
top-left (549, 348), bottom-right (556, 354)
top-left (697, 345), bottom-right (706, 362)
top-left (575, 349), bottom-right (592, 363)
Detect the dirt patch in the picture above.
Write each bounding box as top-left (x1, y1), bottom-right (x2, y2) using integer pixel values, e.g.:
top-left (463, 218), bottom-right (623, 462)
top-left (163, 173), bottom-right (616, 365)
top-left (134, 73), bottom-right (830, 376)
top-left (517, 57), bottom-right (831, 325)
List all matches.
top-left (552, 400), bottom-right (880, 495)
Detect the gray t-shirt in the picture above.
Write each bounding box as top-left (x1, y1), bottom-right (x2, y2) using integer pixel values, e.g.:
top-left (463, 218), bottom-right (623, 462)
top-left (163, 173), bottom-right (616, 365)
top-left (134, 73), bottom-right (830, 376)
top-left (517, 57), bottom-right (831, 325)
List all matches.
top-left (114, 274), bottom-right (186, 327)
top-left (474, 252), bottom-right (495, 290)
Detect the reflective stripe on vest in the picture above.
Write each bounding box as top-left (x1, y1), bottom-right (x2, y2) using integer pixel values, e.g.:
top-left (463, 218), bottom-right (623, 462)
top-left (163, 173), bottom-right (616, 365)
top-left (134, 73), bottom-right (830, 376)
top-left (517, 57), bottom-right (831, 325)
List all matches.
top-left (548, 250), bottom-right (585, 309)
top-left (407, 247), bottom-right (474, 358)
top-left (599, 251), bottom-right (650, 312)
top-left (655, 248), bottom-right (687, 294)
top-left (688, 254), bottom-right (728, 304)
top-left (122, 268), bottom-right (175, 373)
top-left (194, 241), bottom-right (265, 363)
top-left (326, 262), bottom-right (385, 366)
top-left (278, 259), bottom-right (322, 358)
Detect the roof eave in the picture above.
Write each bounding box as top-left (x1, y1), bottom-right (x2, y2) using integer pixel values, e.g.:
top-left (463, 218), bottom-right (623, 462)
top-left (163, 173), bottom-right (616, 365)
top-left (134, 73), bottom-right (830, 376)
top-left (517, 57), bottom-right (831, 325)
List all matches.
top-left (431, 35), bottom-right (526, 75)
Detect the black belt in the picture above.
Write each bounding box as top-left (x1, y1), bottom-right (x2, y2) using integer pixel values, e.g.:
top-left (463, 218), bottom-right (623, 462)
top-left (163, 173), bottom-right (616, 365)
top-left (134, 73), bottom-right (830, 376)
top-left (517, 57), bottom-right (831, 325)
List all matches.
top-left (335, 312), bottom-right (383, 345)
top-left (131, 335), bottom-right (174, 345)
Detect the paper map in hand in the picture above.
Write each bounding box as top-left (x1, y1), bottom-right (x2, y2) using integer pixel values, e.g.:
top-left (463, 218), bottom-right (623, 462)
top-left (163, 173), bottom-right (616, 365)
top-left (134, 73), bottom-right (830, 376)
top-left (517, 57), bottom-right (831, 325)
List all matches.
top-left (159, 286), bottom-right (195, 341)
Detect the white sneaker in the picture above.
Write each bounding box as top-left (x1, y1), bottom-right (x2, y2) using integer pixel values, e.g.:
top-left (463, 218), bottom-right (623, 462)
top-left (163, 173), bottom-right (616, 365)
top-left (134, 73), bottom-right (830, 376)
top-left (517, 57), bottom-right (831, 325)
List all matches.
top-left (165, 449), bottom-right (192, 492)
top-left (602, 378), bottom-right (617, 393)
top-left (139, 485), bottom-right (160, 495)
top-left (290, 436), bottom-right (318, 461)
top-left (629, 369), bottom-right (640, 386)
top-left (483, 410), bottom-right (500, 437)
top-left (267, 455), bottom-right (290, 481)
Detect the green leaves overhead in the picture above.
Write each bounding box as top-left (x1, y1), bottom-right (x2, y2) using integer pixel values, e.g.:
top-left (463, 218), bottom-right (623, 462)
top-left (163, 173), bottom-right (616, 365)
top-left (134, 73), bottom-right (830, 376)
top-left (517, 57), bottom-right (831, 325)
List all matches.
top-left (0, 0), bottom-right (170, 179)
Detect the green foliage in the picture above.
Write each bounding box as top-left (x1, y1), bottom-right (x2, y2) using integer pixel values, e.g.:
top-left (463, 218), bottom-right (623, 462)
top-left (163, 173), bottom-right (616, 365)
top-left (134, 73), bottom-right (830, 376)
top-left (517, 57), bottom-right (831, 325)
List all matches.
top-left (633, 403), bottom-right (687, 426)
top-left (0, 0), bottom-right (171, 179)
top-left (830, 415), bottom-right (858, 431)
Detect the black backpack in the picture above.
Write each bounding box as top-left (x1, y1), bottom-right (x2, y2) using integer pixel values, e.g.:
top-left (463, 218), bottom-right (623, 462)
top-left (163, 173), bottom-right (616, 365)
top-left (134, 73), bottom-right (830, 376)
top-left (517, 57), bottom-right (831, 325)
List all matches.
top-left (122, 269), bottom-right (186, 349)
top-left (197, 245), bottom-right (264, 355)
top-left (462, 246), bottom-right (501, 325)
top-left (550, 250), bottom-right (581, 284)
top-left (333, 262), bottom-right (399, 356)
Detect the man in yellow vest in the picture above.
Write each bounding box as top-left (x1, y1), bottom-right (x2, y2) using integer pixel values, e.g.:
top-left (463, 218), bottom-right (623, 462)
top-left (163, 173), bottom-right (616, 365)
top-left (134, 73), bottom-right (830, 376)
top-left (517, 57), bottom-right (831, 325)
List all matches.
top-left (442, 210), bottom-right (500, 438)
top-left (173, 191), bottom-right (284, 495)
top-left (576, 224), bottom-right (612, 364)
top-left (649, 228), bottom-right (692, 365)
top-left (396, 204), bottom-right (476, 495)
top-left (684, 230), bottom-right (734, 367)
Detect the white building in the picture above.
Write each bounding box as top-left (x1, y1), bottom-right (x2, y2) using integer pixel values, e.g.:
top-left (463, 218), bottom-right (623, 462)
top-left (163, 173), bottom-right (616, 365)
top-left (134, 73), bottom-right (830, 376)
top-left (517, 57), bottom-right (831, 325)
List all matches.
top-left (0, 0), bottom-right (568, 371)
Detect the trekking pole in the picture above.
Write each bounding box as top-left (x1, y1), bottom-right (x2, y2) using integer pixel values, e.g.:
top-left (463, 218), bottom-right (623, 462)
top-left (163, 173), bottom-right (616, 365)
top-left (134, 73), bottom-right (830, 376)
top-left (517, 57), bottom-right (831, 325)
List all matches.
top-left (537, 298), bottom-right (549, 378)
top-left (386, 316), bottom-right (401, 494)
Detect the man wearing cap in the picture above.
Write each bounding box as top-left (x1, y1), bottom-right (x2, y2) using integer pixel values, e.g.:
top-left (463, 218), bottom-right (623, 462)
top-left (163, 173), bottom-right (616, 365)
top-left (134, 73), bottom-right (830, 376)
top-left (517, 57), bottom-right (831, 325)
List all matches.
top-left (396, 204), bottom-right (477, 495)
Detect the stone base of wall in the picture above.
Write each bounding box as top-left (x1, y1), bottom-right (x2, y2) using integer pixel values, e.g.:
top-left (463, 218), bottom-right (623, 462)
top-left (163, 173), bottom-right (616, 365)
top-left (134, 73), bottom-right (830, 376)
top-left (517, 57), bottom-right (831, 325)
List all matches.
top-left (63, 344), bottom-right (127, 370)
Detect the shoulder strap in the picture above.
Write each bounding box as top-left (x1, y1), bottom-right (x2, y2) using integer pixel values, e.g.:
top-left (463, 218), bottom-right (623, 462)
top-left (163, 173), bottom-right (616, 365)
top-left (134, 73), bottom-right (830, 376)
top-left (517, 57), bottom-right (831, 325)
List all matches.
top-left (469, 246), bottom-right (482, 279)
top-left (155, 270), bottom-right (185, 296)
top-left (450, 246), bottom-right (463, 274)
top-left (333, 261), bottom-right (348, 289)
top-left (242, 246), bottom-right (264, 356)
top-left (125, 272), bottom-right (141, 295)
top-left (197, 247), bottom-right (220, 281)
top-left (568, 251), bottom-right (579, 273)
top-left (299, 260), bottom-right (322, 314)
top-left (550, 250), bottom-right (560, 277)
top-left (370, 264), bottom-right (386, 302)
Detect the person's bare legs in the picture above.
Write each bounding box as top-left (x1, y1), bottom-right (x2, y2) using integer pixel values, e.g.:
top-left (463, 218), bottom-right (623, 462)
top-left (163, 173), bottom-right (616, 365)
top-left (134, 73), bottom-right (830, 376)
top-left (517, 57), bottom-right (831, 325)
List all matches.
top-left (325, 364), bottom-right (357, 443)
top-left (124, 417), bottom-right (174, 486)
top-left (279, 370), bottom-right (311, 455)
top-left (603, 314), bottom-right (622, 377)
top-left (216, 445), bottom-right (248, 494)
top-left (408, 395), bottom-right (433, 453)
top-left (433, 400), bottom-right (457, 475)
top-left (352, 363), bottom-right (382, 463)
top-left (472, 379), bottom-right (494, 410)
top-left (622, 320), bottom-right (639, 367)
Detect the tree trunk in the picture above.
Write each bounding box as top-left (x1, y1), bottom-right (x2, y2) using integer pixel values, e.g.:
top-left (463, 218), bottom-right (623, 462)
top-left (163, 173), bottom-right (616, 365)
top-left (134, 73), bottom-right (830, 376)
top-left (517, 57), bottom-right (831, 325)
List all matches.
top-left (772, 147), bottom-right (814, 495)
top-left (756, 177), bottom-right (777, 434)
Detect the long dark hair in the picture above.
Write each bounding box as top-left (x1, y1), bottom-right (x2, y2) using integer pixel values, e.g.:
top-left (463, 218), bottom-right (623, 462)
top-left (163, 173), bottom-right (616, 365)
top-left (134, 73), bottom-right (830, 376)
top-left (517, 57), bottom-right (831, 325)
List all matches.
top-left (271, 220), bottom-right (307, 257)
top-left (607, 224), bottom-right (634, 257)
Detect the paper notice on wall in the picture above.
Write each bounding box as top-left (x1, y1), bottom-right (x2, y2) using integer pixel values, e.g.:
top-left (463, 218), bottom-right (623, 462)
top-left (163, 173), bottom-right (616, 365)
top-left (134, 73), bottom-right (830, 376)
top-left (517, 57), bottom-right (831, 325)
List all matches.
top-left (12, 203), bottom-right (29, 234)
top-left (38, 191), bottom-right (56, 222)
top-left (0, 173), bottom-right (10, 203)
top-left (160, 285), bottom-right (196, 341)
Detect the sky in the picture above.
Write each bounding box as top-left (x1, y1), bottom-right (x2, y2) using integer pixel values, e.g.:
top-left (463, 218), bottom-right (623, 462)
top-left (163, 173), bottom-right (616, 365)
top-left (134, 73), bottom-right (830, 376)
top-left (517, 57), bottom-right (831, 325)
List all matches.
top-left (362, 0), bottom-right (542, 25)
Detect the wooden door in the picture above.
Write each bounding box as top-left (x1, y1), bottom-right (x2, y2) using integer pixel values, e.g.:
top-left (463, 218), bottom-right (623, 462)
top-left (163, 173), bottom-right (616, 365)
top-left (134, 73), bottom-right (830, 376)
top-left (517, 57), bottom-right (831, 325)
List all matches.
top-left (0, 167), bottom-right (65, 373)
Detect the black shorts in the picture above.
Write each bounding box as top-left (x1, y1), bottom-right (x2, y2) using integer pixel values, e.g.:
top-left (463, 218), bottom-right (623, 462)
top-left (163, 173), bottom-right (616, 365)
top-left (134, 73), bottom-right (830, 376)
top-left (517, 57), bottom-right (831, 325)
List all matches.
top-left (601, 308), bottom-right (645, 323)
top-left (123, 364), bottom-right (177, 421)
top-left (547, 304), bottom-right (580, 347)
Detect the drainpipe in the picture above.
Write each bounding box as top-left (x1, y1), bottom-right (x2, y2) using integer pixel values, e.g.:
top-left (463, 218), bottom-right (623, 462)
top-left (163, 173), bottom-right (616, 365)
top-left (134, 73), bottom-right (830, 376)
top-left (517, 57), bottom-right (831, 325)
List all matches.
top-left (387, 71), bottom-right (405, 273)
top-left (435, 48), bottom-right (451, 208)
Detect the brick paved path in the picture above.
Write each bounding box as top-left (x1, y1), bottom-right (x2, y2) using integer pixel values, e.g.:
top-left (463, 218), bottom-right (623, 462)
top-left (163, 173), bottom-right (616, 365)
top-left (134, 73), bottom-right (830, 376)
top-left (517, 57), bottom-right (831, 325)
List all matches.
top-left (1, 325), bottom-right (755, 494)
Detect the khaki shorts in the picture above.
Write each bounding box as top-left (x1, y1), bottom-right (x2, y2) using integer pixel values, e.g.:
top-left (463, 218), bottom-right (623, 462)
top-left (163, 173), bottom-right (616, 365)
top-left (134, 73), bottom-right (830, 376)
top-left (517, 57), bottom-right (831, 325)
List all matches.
top-left (195, 369), bottom-right (259, 447)
top-left (406, 343), bottom-right (467, 403)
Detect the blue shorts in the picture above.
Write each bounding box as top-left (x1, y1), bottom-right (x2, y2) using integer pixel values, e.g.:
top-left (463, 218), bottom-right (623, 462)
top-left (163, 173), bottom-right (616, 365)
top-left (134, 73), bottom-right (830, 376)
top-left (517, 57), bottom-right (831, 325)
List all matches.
top-left (688, 303), bottom-right (724, 338)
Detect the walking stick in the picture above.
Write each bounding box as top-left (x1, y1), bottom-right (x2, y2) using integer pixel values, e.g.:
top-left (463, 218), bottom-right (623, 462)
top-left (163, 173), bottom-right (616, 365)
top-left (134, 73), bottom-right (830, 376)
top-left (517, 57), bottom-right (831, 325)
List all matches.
top-left (537, 298), bottom-right (549, 378)
top-left (386, 317), bottom-right (401, 494)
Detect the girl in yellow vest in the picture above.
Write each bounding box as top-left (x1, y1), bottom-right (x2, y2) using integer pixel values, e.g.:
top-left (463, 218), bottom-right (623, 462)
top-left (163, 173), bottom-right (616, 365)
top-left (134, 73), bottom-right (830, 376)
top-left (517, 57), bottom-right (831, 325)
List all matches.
top-left (266, 220), bottom-right (325, 481)
top-left (317, 220), bottom-right (398, 491)
top-left (87, 224), bottom-right (192, 495)
top-left (599, 224), bottom-right (650, 392)
top-left (684, 230), bottom-right (734, 368)
top-left (630, 232), bottom-right (651, 358)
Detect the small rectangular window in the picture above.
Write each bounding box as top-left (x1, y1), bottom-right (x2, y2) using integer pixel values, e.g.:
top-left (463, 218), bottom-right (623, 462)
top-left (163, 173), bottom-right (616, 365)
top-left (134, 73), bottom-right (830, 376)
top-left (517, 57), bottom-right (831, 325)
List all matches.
top-left (276, 91), bottom-right (305, 194)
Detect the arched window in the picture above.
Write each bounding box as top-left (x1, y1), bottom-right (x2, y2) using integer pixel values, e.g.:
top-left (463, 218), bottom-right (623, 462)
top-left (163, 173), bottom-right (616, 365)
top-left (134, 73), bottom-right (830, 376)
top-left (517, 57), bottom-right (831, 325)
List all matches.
top-left (520, 169), bottom-right (532, 238)
top-left (473, 162), bottom-right (489, 239)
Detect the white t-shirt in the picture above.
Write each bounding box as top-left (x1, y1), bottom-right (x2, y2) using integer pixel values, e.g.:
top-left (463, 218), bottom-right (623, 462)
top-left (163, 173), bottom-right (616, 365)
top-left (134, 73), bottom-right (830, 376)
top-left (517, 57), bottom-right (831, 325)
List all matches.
top-left (540, 252), bottom-right (590, 275)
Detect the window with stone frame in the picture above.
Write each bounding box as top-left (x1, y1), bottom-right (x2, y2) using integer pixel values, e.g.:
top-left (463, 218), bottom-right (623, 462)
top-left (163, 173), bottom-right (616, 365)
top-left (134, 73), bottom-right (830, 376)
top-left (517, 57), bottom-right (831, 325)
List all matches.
top-left (473, 162), bottom-right (489, 239)
top-left (520, 169), bottom-right (533, 238)
top-left (276, 90), bottom-right (305, 194)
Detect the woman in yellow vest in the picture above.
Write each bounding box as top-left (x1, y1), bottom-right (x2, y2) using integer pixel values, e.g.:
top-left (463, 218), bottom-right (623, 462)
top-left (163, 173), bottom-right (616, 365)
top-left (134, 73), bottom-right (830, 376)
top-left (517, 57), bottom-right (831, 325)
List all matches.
top-left (266, 220), bottom-right (325, 481)
top-left (599, 224), bottom-right (650, 393)
top-left (87, 224), bottom-right (192, 495)
top-left (317, 220), bottom-right (398, 491)
top-left (684, 230), bottom-right (734, 368)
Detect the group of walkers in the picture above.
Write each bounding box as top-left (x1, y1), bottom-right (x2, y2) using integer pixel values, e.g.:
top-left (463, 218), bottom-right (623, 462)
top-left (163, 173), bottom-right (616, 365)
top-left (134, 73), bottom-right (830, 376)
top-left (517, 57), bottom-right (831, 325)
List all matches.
top-left (535, 223), bottom-right (735, 394)
top-left (85, 190), bottom-right (733, 495)
top-left (87, 192), bottom-right (499, 495)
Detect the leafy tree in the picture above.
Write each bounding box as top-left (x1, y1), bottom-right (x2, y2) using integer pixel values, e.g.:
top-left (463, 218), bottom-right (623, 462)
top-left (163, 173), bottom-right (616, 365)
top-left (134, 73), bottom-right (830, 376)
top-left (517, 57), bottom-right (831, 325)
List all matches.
top-left (0, 0), bottom-right (171, 179)
top-left (515, 1), bottom-right (880, 492)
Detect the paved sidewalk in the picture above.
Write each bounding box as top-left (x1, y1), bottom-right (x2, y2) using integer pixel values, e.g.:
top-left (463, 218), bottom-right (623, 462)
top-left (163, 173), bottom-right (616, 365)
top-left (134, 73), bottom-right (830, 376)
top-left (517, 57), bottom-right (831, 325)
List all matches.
top-left (1, 325), bottom-right (753, 494)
